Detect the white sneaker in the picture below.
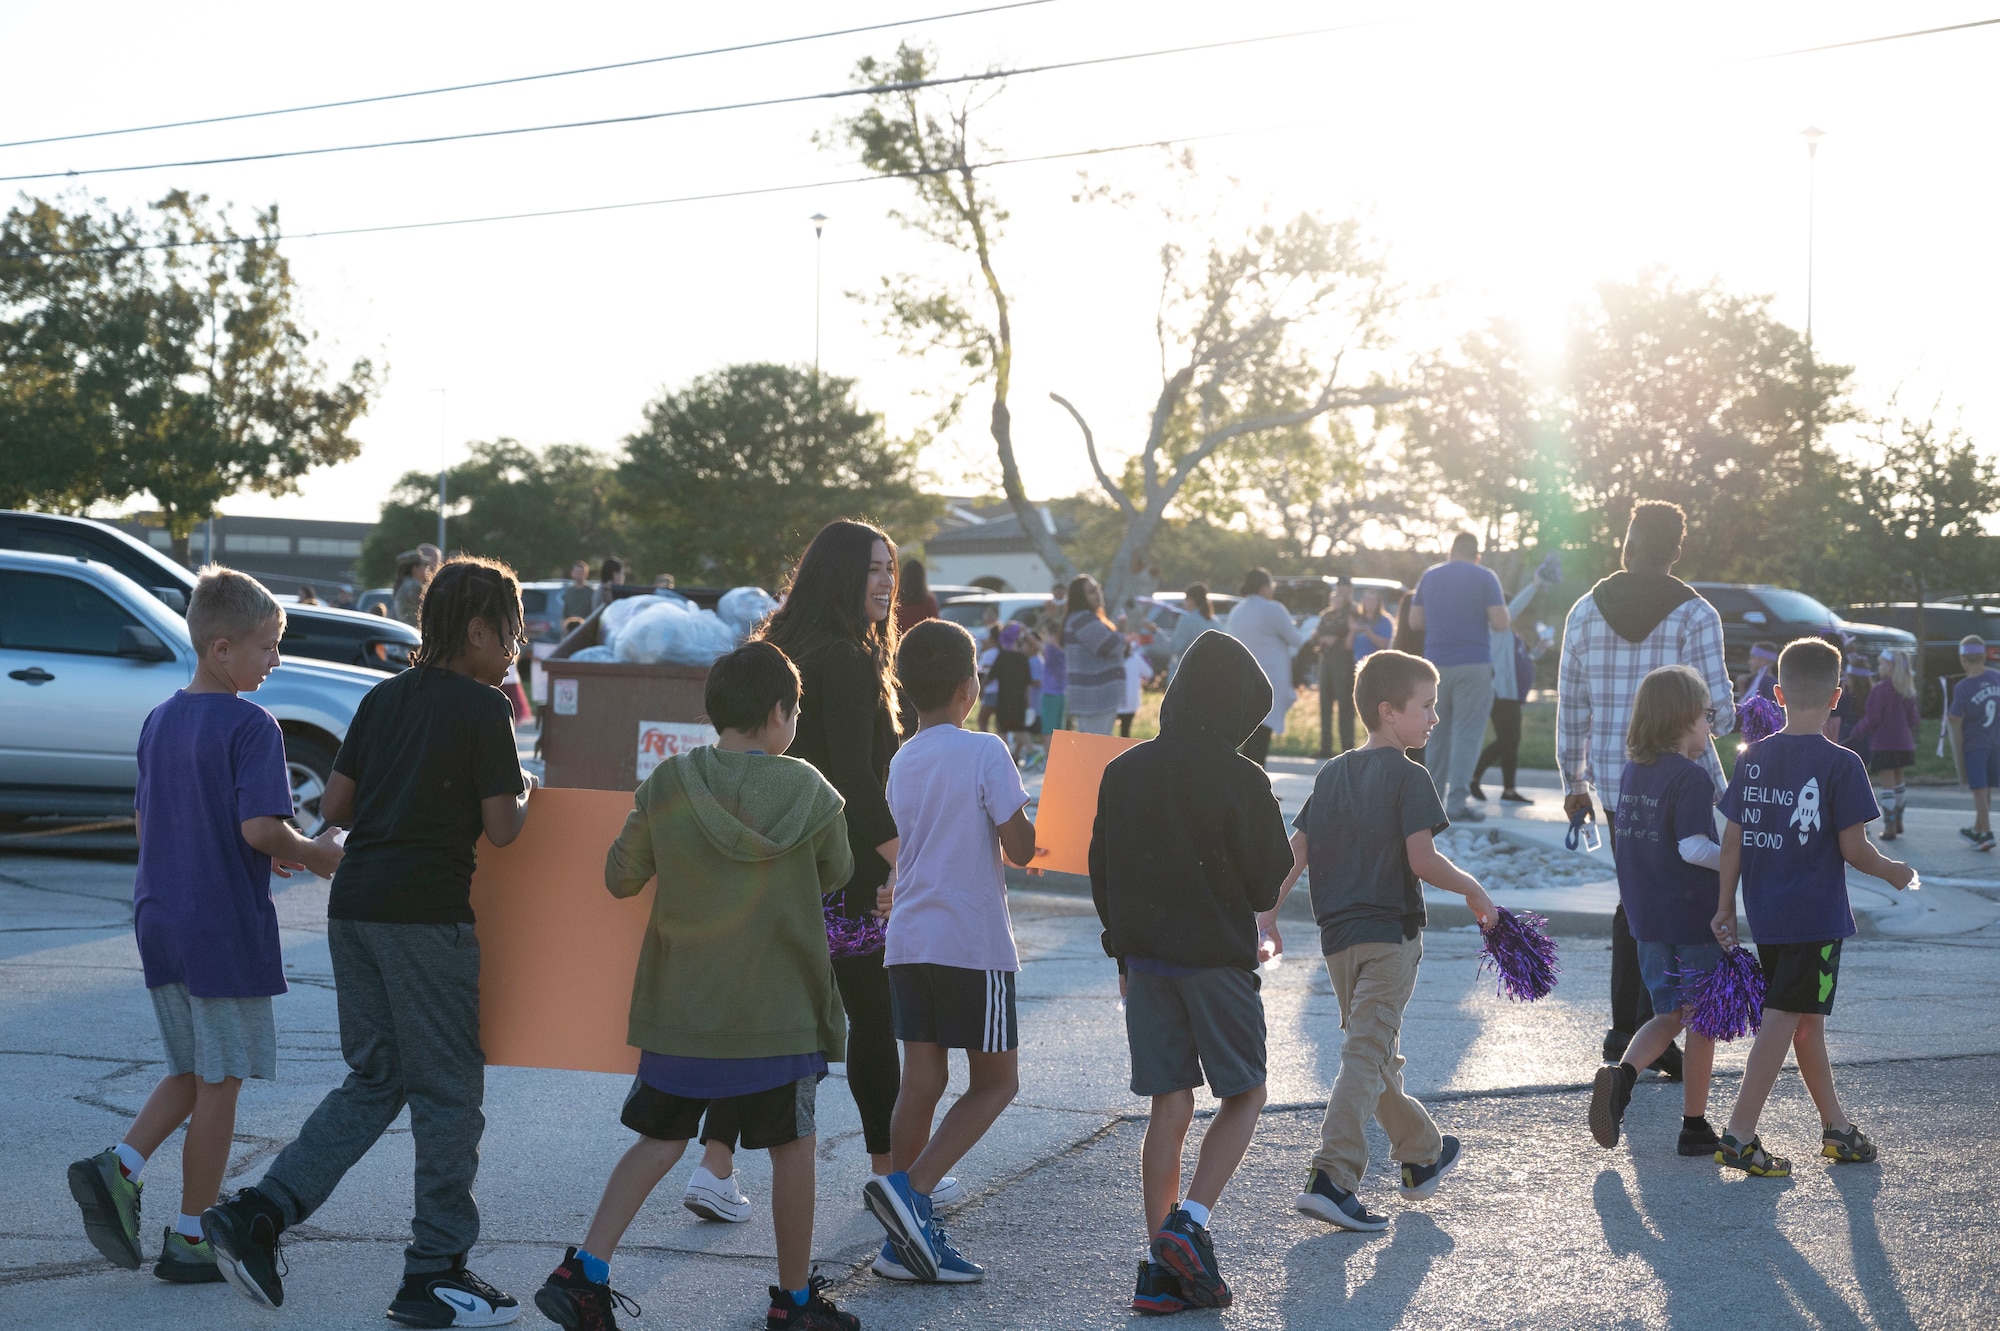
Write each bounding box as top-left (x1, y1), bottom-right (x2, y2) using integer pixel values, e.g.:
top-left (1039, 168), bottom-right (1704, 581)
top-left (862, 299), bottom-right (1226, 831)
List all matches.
top-left (683, 1165), bottom-right (752, 1223)
top-left (867, 1173), bottom-right (963, 1208)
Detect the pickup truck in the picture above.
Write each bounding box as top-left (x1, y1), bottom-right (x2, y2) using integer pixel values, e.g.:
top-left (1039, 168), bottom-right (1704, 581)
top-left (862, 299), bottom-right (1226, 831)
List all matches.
top-left (0, 550), bottom-right (380, 835)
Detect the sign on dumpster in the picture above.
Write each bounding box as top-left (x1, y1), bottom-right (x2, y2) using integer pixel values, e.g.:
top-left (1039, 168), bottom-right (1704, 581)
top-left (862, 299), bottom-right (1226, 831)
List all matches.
top-left (636, 719), bottom-right (717, 780)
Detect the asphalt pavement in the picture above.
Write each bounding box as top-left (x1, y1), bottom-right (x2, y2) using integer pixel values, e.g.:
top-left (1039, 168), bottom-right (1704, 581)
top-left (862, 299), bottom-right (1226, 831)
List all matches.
top-left (4, 817), bottom-right (1998, 1330)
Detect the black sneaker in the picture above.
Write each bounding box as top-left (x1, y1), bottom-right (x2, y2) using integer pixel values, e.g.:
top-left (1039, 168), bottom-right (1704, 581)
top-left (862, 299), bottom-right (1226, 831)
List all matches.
top-left (1590, 1064), bottom-right (1636, 1148)
top-left (765, 1274), bottom-right (860, 1330)
top-left (1649, 1041), bottom-right (1685, 1081)
top-left (1678, 1117), bottom-right (1721, 1157)
top-left (1980, 832), bottom-right (1996, 854)
top-left (202, 1188), bottom-right (287, 1310)
top-left (1398, 1135), bottom-right (1462, 1200)
top-left (1501, 789), bottom-right (1534, 804)
top-left (1131, 1259), bottom-right (1188, 1315)
top-left (388, 1265), bottom-right (521, 1327)
top-left (1151, 1205), bottom-right (1230, 1308)
top-left (1602, 1028), bottom-right (1633, 1063)
top-left (1468, 782), bottom-right (1488, 802)
top-left (1293, 1168), bottom-right (1388, 1232)
top-left (535, 1247), bottom-right (640, 1331)
top-left (1960, 826), bottom-right (1984, 846)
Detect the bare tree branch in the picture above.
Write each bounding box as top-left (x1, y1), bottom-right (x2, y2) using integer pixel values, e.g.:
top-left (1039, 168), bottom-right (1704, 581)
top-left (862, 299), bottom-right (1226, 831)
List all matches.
top-left (1050, 391), bottom-right (1137, 517)
top-left (1167, 383), bottom-right (1410, 492)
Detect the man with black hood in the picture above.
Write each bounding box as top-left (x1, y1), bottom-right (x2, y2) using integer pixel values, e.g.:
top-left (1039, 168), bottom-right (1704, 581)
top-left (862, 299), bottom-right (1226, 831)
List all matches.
top-left (1089, 629), bottom-right (1293, 1316)
top-left (1557, 500), bottom-right (1735, 1069)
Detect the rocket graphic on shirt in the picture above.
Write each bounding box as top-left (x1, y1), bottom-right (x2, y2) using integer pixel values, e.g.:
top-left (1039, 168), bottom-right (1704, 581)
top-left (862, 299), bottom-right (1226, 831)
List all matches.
top-left (1790, 777), bottom-right (1822, 840)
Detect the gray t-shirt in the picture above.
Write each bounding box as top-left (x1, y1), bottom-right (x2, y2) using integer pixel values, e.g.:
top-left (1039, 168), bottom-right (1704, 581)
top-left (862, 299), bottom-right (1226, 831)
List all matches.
top-left (1295, 746), bottom-right (1449, 956)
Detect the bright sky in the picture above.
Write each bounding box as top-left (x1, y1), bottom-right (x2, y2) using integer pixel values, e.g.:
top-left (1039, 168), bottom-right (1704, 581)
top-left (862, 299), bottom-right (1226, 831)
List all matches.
top-left (8, 1), bottom-right (1997, 526)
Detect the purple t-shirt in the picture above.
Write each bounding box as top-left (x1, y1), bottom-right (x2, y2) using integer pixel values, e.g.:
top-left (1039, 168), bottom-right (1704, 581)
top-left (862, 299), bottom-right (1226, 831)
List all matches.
top-left (1041, 639), bottom-right (1067, 695)
top-left (1413, 560), bottom-right (1503, 668)
top-left (1717, 733), bottom-right (1876, 945)
top-left (1949, 671), bottom-right (2000, 751)
top-left (1613, 754), bottom-right (1719, 944)
top-left (133, 692), bottom-right (296, 997)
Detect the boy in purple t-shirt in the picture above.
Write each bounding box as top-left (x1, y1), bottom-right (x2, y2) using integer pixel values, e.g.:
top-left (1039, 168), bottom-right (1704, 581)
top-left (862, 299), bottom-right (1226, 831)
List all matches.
top-left (1711, 639), bottom-right (1914, 1178)
top-left (68, 568), bottom-right (342, 1283)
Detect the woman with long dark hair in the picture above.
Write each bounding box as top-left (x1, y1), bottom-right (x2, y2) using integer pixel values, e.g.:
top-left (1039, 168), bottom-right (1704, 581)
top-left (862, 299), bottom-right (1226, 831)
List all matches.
top-left (895, 557), bottom-right (939, 635)
top-left (1062, 575), bottom-right (1127, 735)
top-left (688, 519), bottom-right (927, 1218)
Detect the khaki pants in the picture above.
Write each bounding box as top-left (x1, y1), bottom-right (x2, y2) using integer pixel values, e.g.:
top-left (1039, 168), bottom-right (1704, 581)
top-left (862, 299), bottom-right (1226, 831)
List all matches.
top-left (1312, 937), bottom-right (1442, 1191)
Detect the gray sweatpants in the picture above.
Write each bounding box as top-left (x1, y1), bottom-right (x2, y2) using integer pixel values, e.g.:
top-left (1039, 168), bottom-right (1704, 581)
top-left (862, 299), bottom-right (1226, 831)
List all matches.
top-left (258, 920), bottom-right (485, 1276)
top-left (1425, 662), bottom-right (1495, 816)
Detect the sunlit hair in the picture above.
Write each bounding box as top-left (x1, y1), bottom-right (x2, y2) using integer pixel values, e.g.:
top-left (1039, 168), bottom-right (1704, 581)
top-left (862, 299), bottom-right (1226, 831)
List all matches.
top-left (757, 519), bottom-right (900, 730)
top-left (1777, 637), bottom-right (1841, 708)
top-left (188, 566), bottom-right (284, 657)
top-left (1239, 567), bottom-right (1274, 597)
top-left (898, 618), bottom-right (978, 712)
top-left (1626, 665), bottom-right (1709, 764)
top-left (1879, 649), bottom-right (1917, 701)
top-left (410, 557), bottom-right (523, 672)
top-left (1184, 583), bottom-right (1212, 620)
top-left (1624, 500), bottom-right (1686, 568)
top-left (703, 640), bottom-right (801, 734)
top-left (1355, 650), bottom-right (1437, 730)
top-left (1062, 574), bottom-right (1114, 644)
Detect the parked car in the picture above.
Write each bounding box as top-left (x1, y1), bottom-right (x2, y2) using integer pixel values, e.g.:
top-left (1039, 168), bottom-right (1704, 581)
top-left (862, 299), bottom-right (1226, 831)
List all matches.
top-left (1135, 592), bottom-right (1244, 674)
top-left (1833, 601), bottom-right (2000, 711)
top-left (928, 584), bottom-right (986, 605)
top-left (356, 586), bottom-right (394, 616)
top-left (0, 550), bottom-right (381, 834)
top-left (1689, 583), bottom-right (1917, 680)
top-left (1273, 576), bottom-right (1407, 684)
top-left (519, 581), bottom-right (574, 643)
top-left (937, 592), bottom-right (1063, 634)
top-left (0, 511), bottom-right (418, 672)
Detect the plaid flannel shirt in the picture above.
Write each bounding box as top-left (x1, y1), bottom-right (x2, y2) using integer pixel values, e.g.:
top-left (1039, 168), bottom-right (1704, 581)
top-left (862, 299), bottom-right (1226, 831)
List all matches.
top-left (1556, 591), bottom-right (1735, 808)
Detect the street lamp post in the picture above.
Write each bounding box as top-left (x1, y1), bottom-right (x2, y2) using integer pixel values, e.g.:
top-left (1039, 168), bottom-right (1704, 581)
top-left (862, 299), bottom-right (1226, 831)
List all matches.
top-left (432, 388), bottom-right (448, 550)
top-left (1800, 126), bottom-right (1825, 449)
top-left (811, 213), bottom-right (828, 389)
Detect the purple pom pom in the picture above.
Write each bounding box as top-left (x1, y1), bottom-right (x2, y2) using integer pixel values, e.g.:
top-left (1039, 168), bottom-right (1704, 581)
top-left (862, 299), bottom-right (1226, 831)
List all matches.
top-left (823, 897), bottom-right (886, 960)
top-left (1737, 696), bottom-right (1784, 745)
top-left (1478, 907), bottom-right (1560, 1002)
top-left (1679, 947), bottom-right (1765, 1042)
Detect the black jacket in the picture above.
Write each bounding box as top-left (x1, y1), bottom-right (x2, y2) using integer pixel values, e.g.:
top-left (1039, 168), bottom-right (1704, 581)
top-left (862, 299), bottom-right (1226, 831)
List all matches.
top-left (784, 640), bottom-right (899, 914)
top-left (1088, 630), bottom-right (1293, 971)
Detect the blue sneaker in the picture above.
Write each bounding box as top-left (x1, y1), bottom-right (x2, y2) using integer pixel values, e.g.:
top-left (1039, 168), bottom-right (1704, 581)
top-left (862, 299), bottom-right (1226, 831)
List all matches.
top-left (923, 1221), bottom-right (984, 1284)
top-left (871, 1239), bottom-right (918, 1281)
top-left (1150, 1205), bottom-right (1229, 1308)
top-left (862, 1171), bottom-right (935, 1282)
top-left (1294, 1168), bottom-right (1388, 1232)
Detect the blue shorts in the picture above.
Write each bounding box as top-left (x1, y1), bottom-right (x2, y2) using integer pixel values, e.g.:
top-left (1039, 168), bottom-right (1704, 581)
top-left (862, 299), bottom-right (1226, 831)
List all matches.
top-left (1636, 940), bottom-right (1725, 1017)
top-left (1966, 747), bottom-right (2000, 791)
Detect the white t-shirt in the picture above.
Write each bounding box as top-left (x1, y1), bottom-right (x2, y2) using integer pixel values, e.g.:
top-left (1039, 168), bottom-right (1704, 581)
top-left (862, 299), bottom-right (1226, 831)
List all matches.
top-left (884, 724), bottom-right (1032, 972)
top-left (1122, 652), bottom-right (1149, 713)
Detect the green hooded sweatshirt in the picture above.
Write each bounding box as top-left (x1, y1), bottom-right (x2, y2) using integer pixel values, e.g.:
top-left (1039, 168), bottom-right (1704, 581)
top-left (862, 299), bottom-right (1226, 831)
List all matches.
top-left (606, 746), bottom-right (853, 1060)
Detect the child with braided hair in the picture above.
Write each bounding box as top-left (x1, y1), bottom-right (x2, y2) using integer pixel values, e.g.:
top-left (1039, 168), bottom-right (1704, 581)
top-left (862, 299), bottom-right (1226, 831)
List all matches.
top-left (204, 557), bottom-right (540, 1326)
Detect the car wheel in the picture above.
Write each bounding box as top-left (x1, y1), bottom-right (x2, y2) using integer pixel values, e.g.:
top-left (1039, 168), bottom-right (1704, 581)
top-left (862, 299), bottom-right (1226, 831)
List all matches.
top-left (285, 732), bottom-right (337, 837)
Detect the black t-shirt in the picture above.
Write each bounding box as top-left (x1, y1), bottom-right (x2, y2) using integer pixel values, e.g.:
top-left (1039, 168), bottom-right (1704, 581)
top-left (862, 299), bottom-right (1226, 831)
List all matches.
top-left (994, 649), bottom-right (1032, 729)
top-left (1296, 746), bottom-right (1449, 955)
top-left (328, 667), bottom-right (525, 924)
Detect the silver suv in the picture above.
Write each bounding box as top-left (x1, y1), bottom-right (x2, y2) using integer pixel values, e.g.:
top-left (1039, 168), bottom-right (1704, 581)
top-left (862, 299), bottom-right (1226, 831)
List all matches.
top-left (0, 550), bottom-right (380, 835)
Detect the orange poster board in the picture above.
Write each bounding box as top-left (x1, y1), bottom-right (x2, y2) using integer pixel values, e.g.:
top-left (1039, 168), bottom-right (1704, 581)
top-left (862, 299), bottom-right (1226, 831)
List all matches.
top-left (1032, 731), bottom-right (1142, 876)
top-left (469, 786), bottom-right (650, 1075)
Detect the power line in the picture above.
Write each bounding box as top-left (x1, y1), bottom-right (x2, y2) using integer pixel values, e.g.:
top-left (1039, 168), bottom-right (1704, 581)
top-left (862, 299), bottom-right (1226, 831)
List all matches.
top-left (0, 2), bottom-right (1057, 152)
top-left (1742, 15), bottom-right (2000, 61)
top-left (5, 122), bottom-right (1317, 260)
top-left (0, 23), bottom-right (1380, 186)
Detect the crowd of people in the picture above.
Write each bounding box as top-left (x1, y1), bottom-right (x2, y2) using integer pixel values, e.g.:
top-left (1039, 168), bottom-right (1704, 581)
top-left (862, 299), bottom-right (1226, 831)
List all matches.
top-left (62, 501), bottom-right (1944, 1329)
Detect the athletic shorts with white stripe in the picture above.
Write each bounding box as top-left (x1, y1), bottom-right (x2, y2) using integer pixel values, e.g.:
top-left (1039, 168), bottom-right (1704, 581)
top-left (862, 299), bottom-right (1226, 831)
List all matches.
top-left (887, 963), bottom-right (1019, 1052)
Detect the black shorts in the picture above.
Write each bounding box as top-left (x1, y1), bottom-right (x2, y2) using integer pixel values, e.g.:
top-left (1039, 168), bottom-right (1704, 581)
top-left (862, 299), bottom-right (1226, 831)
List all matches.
top-left (888, 963), bottom-right (1019, 1052)
top-left (1758, 939), bottom-right (1843, 1016)
top-left (1868, 748), bottom-right (1915, 774)
top-left (620, 1075), bottom-right (817, 1151)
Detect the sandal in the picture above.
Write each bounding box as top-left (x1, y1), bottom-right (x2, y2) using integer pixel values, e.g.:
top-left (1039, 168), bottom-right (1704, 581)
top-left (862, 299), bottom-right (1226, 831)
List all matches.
top-left (1822, 1124), bottom-right (1877, 1164)
top-left (1716, 1132), bottom-right (1791, 1177)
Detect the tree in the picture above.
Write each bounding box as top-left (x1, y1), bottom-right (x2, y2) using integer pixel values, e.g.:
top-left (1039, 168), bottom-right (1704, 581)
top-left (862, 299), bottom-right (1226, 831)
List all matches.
top-left (616, 363), bottom-right (940, 589)
top-left (361, 439), bottom-right (626, 585)
top-left (828, 43), bottom-right (1069, 582)
top-left (1400, 319), bottom-right (1568, 550)
top-left (1563, 271), bottom-right (1851, 580)
top-left (0, 192), bottom-right (375, 563)
top-left (1052, 207), bottom-right (1405, 610)
top-left (1840, 403), bottom-right (2000, 655)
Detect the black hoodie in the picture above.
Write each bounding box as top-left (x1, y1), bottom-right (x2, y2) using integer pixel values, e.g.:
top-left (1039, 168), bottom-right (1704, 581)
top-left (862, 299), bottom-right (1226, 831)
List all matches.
top-left (1590, 571), bottom-right (1699, 645)
top-left (1088, 631), bottom-right (1294, 971)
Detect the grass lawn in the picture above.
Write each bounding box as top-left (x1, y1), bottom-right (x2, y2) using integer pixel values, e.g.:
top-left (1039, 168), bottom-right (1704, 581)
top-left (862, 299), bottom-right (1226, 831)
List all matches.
top-left (1120, 688), bottom-right (1963, 784)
